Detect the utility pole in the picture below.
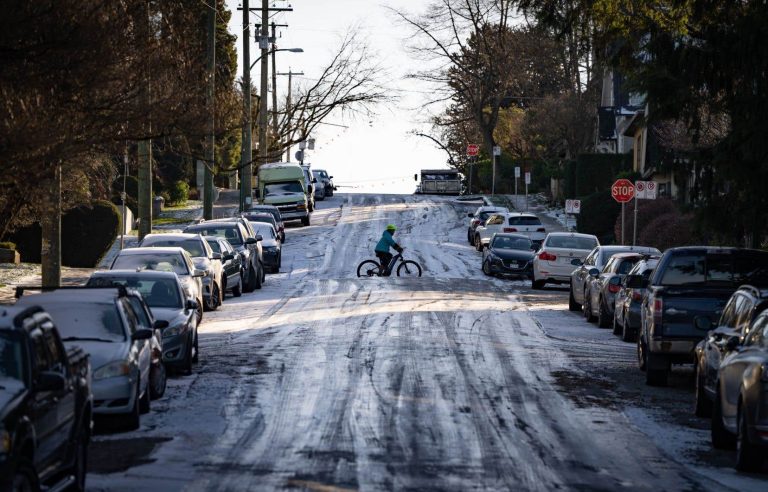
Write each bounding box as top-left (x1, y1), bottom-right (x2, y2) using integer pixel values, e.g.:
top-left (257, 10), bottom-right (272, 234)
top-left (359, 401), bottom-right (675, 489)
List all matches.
top-left (203, 1), bottom-right (216, 220)
top-left (277, 69), bottom-right (303, 162)
top-left (271, 22), bottom-right (279, 140)
top-left (258, 0), bottom-right (269, 167)
top-left (137, 0), bottom-right (152, 240)
top-left (240, 0), bottom-right (252, 212)
top-left (40, 162), bottom-right (61, 288)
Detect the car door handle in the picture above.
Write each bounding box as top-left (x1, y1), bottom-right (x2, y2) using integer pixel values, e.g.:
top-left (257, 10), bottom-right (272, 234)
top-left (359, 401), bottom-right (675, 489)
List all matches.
top-left (665, 308), bottom-right (687, 315)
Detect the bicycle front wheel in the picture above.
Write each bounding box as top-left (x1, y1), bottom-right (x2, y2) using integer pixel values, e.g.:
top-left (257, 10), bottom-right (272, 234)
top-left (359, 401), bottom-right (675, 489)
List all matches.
top-left (397, 260), bottom-right (422, 277)
top-left (357, 260), bottom-right (381, 277)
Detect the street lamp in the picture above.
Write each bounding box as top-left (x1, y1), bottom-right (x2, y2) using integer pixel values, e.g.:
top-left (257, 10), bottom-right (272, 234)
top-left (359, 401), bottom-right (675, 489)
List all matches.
top-left (250, 48), bottom-right (303, 71)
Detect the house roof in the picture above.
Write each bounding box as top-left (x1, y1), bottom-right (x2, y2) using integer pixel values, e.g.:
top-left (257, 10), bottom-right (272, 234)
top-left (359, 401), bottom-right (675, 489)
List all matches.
top-left (623, 110), bottom-right (646, 136)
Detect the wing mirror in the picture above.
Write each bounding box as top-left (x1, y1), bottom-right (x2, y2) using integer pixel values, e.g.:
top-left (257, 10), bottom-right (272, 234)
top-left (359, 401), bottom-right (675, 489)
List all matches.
top-left (694, 316), bottom-right (713, 331)
top-left (211, 252), bottom-right (222, 261)
top-left (131, 328), bottom-right (153, 341)
top-left (153, 320), bottom-right (169, 329)
top-left (588, 268), bottom-right (600, 277)
top-left (245, 237), bottom-right (258, 245)
top-left (37, 371), bottom-right (66, 391)
top-left (223, 253), bottom-right (235, 261)
top-left (185, 299), bottom-right (198, 311)
top-left (255, 234), bottom-right (263, 242)
top-left (571, 258), bottom-right (583, 266)
top-left (192, 269), bottom-right (206, 277)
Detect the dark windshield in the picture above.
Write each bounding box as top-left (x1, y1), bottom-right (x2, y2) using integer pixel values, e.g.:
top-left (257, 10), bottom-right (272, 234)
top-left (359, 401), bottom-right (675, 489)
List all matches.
top-left (113, 253), bottom-right (189, 275)
top-left (546, 236), bottom-right (598, 250)
top-left (0, 331), bottom-right (27, 386)
top-left (42, 302), bottom-right (125, 342)
top-left (265, 181), bottom-right (303, 195)
top-left (88, 276), bottom-right (183, 309)
top-left (188, 227), bottom-right (242, 246)
top-left (492, 236), bottom-right (532, 251)
top-left (143, 238), bottom-right (205, 257)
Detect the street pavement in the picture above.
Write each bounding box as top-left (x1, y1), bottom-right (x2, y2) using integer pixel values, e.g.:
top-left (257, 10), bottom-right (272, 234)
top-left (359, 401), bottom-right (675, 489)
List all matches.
top-left (86, 194), bottom-right (767, 491)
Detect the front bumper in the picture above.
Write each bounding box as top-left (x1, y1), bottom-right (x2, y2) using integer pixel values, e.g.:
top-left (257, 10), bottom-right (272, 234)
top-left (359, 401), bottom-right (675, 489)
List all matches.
top-left (649, 339), bottom-right (696, 357)
top-left (262, 249), bottom-right (280, 268)
top-left (163, 331), bottom-right (192, 366)
top-left (488, 259), bottom-right (532, 278)
top-left (92, 375), bottom-right (137, 415)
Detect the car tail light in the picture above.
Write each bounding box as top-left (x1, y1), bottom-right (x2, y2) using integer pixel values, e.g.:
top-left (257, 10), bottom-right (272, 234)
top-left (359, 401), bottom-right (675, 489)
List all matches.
top-left (537, 227), bottom-right (546, 232)
top-left (652, 298), bottom-right (663, 334)
top-left (471, 219), bottom-right (480, 227)
top-left (608, 284), bottom-right (621, 294)
top-left (538, 251), bottom-right (557, 261)
top-left (503, 227), bottom-right (518, 232)
top-left (632, 291), bottom-right (643, 302)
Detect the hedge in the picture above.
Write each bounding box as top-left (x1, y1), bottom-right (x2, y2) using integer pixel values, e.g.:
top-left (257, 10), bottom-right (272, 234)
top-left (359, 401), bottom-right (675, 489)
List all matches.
top-left (565, 153), bottom-right (633, 199)
top-left (577, 190), bottom-right (621, 244)
top-left (167, 180), bottom-right (189, 206)
top-left (0, 241), bottom-right (16, 250)
top-left (639, 211), bottom-right (698, 252)
top-left (614, 198), bottom-right (678, 248)
top-left (9, 200), bottom-right (121, 267)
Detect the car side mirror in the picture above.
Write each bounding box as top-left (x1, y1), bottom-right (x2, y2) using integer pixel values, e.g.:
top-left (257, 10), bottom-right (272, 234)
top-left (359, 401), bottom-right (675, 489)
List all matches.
top-left (192, 269), bottom-right (206, 277)
top-left (185, 299), bottom-right (198, 311)
top-left (694, 316), bottom-right (713, 331)
top-left (211, 252), bottom-right (222, 260)
top-left (312, 178), bottom-right (318, 183)
top-left (131, 328), bottom-right (153, 341)
top-left (255, 234), bottom-right (263, 242)
top-left (329, 176), bottom-right (333, 179)
top-left (571, 258), bottom-right (583, 266)
top-left (245, 237), bottom-right (257, 245)
top-left (588, 268), bottom-right (600, 277)
top-left (725, 336), bottom-right (740, 351)
top-left (37, 371), bottom-right (66, 391)
top-left (153, 320), bottom-right (169, 329)
top-left (223, 253), bottom-right (235, 261)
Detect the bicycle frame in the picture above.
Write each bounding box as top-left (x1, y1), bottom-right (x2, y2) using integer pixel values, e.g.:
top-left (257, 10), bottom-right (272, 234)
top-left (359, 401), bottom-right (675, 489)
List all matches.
top-left (385, 254), bottom-right (403, 275)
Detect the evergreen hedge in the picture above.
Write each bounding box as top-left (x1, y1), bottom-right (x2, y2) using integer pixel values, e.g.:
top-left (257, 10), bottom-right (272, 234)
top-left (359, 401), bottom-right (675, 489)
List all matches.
top-left (565, 153), bottom-right (633, 199)
top-left (577, 190), bottom-right (621, 244)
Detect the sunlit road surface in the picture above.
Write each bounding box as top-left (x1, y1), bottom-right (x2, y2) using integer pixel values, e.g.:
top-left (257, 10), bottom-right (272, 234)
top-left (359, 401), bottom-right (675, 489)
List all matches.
top-left (88, 195), bottom-right (765, 492)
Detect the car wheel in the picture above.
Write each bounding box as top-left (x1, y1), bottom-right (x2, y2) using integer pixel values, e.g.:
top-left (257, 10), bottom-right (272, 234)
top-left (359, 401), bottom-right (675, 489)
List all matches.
top-left (612, 309), bottom-right (622, 335)
top-left (532, 279), bottom-right (545, 290)
top-left (244, 265), bottom-right (257, 293)
top-left (232, 275), bottom-right (242, 297)
top-left (182, 334), bottom-right (194, 376)
top-left (210, 283), bottom-right (221, 311)
top-left (694, 363), bottom-right (712, 418)
top-left (736, 401), bottom-right (763, 471)
top-left (254, 263), bottom-right (263, 289)
top-left (583, 292), bottom-right (596, 322)
top-left (139, 384), bottom-right (151, 414)
top-left (467, 230), bottom-right (474, 245)
top-left (68, 423), bottom-right (88, 491)
top-left (621, 310), bottom-right (635, 342)
top-left (125, 385), bottom-right (141, 431)
top-left (301, 216), bottom-right (310, 226)
top-left (12, 458), bottom-right (39, 492)
top-left (568, 286), bottom-right (581, 311)
top-left (196, 301), bottom-right (203, 324)
top-left (711, 388), bottom-right (737, 449)
top-left (597, 297), bottom-right (610, 328)
top-left (192, 328), bottom-right (199, 363)
top-left (482, 260), bottom-right (492, 276)
top-left (149, 361), bottom-right (167, 400)
top-left (637, 336), bottom-right (647, 371)
top-left (645, 355), bottom-right (668, 387)
top-left (474, 235), bottom-right (483, 251)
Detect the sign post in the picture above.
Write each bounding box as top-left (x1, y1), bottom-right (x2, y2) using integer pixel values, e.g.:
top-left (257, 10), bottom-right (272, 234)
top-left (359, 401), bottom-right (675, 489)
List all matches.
top-left (492, 145), bottom-right (501, 195)
top-left (524, 171), bottom-right (531, 211)
top-left (514, 166), bottom-right (520, 203)
top-left (632, 180), bottom-right (657, 245)
top-left (565, 199), bottom-right (581, 231)
top-left (611, 178), bottom-right (635, 245)
top-left (466, 144), bottom-right (479, 195)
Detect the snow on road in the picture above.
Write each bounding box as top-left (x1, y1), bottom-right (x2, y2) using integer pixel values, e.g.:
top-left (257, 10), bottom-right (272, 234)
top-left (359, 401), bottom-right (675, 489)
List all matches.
top-left (88, 194), bottom-right (766, 491)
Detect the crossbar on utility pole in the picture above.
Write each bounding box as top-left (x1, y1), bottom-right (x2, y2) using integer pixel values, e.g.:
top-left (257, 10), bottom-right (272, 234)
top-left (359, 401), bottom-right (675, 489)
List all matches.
top-left (203, 2), bottom-right (216, 220)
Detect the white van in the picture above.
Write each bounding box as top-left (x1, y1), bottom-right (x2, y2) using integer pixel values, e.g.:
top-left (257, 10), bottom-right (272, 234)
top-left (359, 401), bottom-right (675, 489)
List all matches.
top-left (257, 162), bottom-right (310, 226)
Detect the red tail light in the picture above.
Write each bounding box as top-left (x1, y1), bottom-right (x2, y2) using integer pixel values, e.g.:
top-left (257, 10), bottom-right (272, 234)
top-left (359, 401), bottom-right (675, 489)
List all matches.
top-left (503, 227), bottom-right (518, 232)
top-left (632, 291), bottom-right (643, 301)
top-left (538, 251), bottom-right (557, 261)
top-left (652, 298), bottom-right (663, 334)
top-left (537, 227), bottom-right (546, 232)
top-left (608, 284), bottom-right (621, 294)
top-left (471, 219), bottom-right (480, 227)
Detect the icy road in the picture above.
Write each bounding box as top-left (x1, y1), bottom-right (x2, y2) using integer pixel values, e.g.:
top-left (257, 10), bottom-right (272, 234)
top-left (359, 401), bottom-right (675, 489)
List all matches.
top-left (89, 195), bottom-right (767, 491)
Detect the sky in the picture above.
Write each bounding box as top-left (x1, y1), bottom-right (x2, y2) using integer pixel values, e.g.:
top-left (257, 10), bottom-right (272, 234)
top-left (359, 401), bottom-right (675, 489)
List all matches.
top-left (224, 0), bottom-right (450, 194)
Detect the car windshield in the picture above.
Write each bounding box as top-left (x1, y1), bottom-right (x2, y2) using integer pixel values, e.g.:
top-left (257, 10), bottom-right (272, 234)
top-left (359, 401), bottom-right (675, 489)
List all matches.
top-left (492, 236), bottom-right (532, 250)
top-left (144, 238), bottom-right (205, 256)
top-left (42, 302), bottom-right (125, 342)
top-left (546, 236), bottom-right (598, 250)
top-left (188, 227), bottom-right (242, 246)
top-left (206, 240), bottom-right (222, 253)
top-left (0, 331), bottom-right (27, 387)
top-left (265, 181), bottom-right (303, 195)
top-left (508, 216), bottom-right (541, 226)
top-left (617, 259), bottom-right (640, 275)
top-left (113, 253), bottom-right (189, 275)
top-left (88, 276), bottom-right (183, 309)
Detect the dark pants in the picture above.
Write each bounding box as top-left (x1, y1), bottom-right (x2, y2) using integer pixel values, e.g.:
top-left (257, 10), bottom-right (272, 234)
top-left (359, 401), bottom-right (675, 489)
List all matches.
top-left (375, 251), bottom-right (393, 275)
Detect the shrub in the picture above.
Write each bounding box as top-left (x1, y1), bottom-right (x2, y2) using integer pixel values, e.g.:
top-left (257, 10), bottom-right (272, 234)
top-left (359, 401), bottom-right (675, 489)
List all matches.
top-left (565, 153), bottom-right (633, 198)
top-left (577, 190), bottom-right (621, 244)
top-left (639, 211), bottom-right (698, 252)
top-left (614, 198), bottom-right (678, 247)
top-left (62, 200), bottom-right (121, 267)
top-left (112, 175), bottom-right (139, 200)
top-left (167, 180), bottom-right (189, 206)
top-left (0, 241), bottom-right (16, 250)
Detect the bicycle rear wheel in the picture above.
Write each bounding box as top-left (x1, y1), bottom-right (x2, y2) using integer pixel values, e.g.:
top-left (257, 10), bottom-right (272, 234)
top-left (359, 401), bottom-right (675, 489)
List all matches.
top-left (397, 260), bottom-right (422, 277)
top-left (357, 260), bottom-right (381, 277)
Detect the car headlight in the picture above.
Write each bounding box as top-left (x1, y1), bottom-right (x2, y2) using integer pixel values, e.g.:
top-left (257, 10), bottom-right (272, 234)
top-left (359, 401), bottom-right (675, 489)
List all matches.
top-left (93, 361), bottom-right (131, 380)
top-left (297, 203), bottom-right (307, 210)
top-left (163, 324), bottom-right (186, 337)
top-left (1, 429), bottom-right (10, 454)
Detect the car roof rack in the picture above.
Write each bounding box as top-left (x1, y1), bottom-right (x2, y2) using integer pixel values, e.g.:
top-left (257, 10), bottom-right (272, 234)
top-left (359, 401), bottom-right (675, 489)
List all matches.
top-left (15, 284), bottom-right (129, 299)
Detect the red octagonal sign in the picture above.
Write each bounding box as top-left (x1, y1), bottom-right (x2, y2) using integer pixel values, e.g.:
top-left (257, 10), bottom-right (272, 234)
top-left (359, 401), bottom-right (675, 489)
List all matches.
top-left (611, 178), bottom-right (635, 203)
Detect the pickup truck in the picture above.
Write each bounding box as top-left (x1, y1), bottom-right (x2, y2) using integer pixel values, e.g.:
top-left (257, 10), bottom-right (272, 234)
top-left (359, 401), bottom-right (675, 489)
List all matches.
top-left (638, 247), bottom-right (768, 386)
top-left (0, 305), bottom-right (92, 491)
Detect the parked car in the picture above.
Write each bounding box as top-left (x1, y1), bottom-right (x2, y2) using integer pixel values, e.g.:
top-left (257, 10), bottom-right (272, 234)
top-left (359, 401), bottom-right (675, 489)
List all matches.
top-left (313, 168), bottom-right (334, 197)
top-left (693, 285), bottom-right (768, 417)
top-left (311, 170), bottom-right (326, 201)
top-left (570, 245), bottom-right (661, 315)
top-left (15, 286), bottom-right (156, 430)
top-left (0, 305), bottom-right (92, 492)
top-left (139, 233), bottom-right (224, 311)
top-left (531, 232), bottom-right (599, 290)
top-left (88, 271), bottom-right (200, 375)
top-left (466, 206), bottom-right (508, 245)
top-left (578, 248), bottom-right (661, 326)
top-left (481, 233), bottom-right (536, 278)
top-left (474, 212), bottom-right (545, 251)
top-left (613, 257), bottom-right (660, 342)
top-left (638, 247), bottom-right (768, 386)
top-left (111, 247), bottom-right (204, 322)
top-left (301, 164), bottom-right (316, 212)
top-left (248, 222), bottom-right (282, 273)
top-left (710, 307), bottom-right (768, 471)
top-left (203, 236), bottom-right (243, 297)
top-left (244, 205), bottom-right (285, 242)
top-left (243, 212), bottom-right (280, 242)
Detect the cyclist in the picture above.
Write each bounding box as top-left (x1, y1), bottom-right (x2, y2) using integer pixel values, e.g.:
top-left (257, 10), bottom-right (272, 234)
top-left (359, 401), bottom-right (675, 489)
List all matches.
top-left (375, 224), bottom-right (403, 276)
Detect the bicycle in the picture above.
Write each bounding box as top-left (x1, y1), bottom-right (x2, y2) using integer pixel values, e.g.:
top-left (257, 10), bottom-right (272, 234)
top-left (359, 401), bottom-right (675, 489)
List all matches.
top-left (357, 250), bottom-right (423, 278)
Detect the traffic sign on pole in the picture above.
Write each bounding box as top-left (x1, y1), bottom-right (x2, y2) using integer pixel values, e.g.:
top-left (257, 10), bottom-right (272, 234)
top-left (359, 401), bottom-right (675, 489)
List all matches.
top-left (635, 180), bottom-right (657, 199)
top-left (565, 199), bottom-right (581, 214)
top-left (611, 179), bottom-right (635, 203)
top-left (524, 172), bottom-right (531, 185)
top-left (514, 166), bottom-right (521, 178)
top-left (466, 144), bottom-right (479, 156)
top-left (493, 145), bottom-right (501, 156)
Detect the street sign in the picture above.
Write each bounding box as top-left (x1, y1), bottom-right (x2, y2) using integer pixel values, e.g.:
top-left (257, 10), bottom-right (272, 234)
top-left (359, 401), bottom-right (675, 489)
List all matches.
top-left (611, 178), bottom-right (635, 203)
top-left (295, 150), bottom-right (304, 162)
top-left (566, 199), bottom-right (581, 214)
top-left (524, 172), bottom-right (531, 185)
top-left (493, 145), bottom-right (501, 156)
top-left (635, 180), bottom-right (658, 199)
top-left (466, 144), bottom-right (479, 156)
top-left (514, 166), bottom-right (520, 178)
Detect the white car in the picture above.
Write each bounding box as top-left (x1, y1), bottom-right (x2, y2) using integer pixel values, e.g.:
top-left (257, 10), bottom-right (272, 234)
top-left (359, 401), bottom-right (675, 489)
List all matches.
top-left (466, 206), bottom-right (508, 245)
top-left (531, 232), bottom-right (599, 289)
top-left (474, 212), bottom-right (546, 251)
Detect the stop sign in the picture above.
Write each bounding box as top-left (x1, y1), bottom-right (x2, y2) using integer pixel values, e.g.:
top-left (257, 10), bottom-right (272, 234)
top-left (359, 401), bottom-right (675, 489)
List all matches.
top-left (611, 178), bottom-right (635, 203)
top-left (466, 144), bottom-right (479, 156)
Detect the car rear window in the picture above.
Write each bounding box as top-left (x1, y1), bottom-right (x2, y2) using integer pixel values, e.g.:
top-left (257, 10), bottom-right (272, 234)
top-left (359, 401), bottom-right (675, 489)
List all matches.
top-left (113, 253), bottom-right (189, 275)
top-left (617, 259), bottom-right (640, 275)
top-left (187, 227), bottom-right (242, 246)
top-left (508, 216), bottom-right (542, 226)
top-left (144, 238), bottom-right (206, 256)
top-left (546, 236), bottom-right (598, 250)
top-left (660, 251), bottom-right (768, 287)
